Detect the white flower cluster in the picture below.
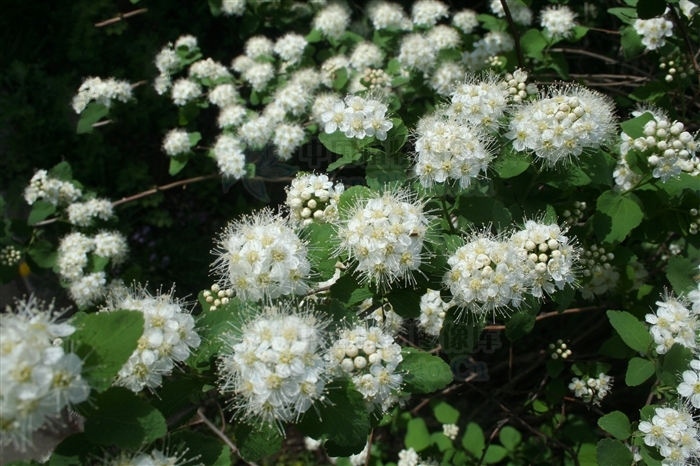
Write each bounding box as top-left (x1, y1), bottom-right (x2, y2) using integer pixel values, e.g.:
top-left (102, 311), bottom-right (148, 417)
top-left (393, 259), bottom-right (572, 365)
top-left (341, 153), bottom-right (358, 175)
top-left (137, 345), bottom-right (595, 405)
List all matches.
top-left (0, 298), bottom-right (90, 449)
top-left (503, 69), bottom-right (537, 104)
top-left (326, 323), bottom-right (403, 411)
top-left (413, 112), bottom-right (495, 189)
top-left (71, 76), bottom-right (133, 114)
top-left (568, 373), bottom-right (613, 405)
top-left (638, 404), bottom-right (699, 464)
top-left (212, 209), bottom-right (311, 301)
top-left (209, 83), bottom-right (239, 108)
top-left (506, 84), bottom-right (617, 167)
top-left (314, 3), bottom-right (351, 40)
top-left (453, 9), bottom-right (478, 33)
top-left (397, 447), bottom-right (439, 466)
top-left (188, 57), bottom-right (231, 81)
top-left (350, 42), bottom-right (384, 71)
top-left (321, 95), bottom-right (394, 140)
top-left (579, 244), bottom-right (619, 300)
top-left (171, 78), bottom-right (203, 106)
top-left (412, 0), bottom-right (449, 27)
top-left (449, 72), bottom-right (513, 131)
top-left (359, 299), bottom-right (405, 337)
top-left (24, 170), bottom-right (82, 207)
top-left (162, 128), bottom-right (193, 156)
top-left (202, 283), bottom-right (233, 311)
top-left (489, 0), bottom-right (532, 25)
top-left (105, 449), bottom-right (193, 466)
top-left (367, 1), bottom-right (412, 30)
top-left (633, 16), bottom-right (674, 51)
top-left (426, 25), bottom-right (461, 50)
top-left (443, 423), bottom-right (459, 440)
top-left (218, 303), bottom-right (328, 425)
top-left (429, 62), bottom-right (465, 96)
top-left (153, 35), bottom-right (196, 95)
top-left (274, 33), bottom-right (308, 66)
top-left (336, 188), bottom-right (430, 289)
top-left (398, 33), bottom-right (437, 75)
top-left (273, 123), bottom-right (306, 160)
top-left (66, 198), bottom-right (114, 227)
top-left (418, 289), bottom-right (449, 337)
top-left (285, 172), bottom-right (344, 226)
top-left (462, 31), bottom-right (515, 71)
top-left (1, 245), bottom-right (22, 266)
top-left (107, 287), bottom-right (200, 393)
top-left (540, 5), bottom-right (577, 38)
top-left (646, 291), bottom-right (698, 354)
top-left (621, 110), bottom-right (699, 182)
top-left (213, 134), bottom-right (246, 180)
top-left (659, 52), bottom-right (692, 83)
top-left (222, 0), bottom-right (246, 16)
top-left (678, 359), bottom-right (700, 408)
top-left (57, 231), bottom-right (128, 307)
top-left (242, 61), bottom-right (275, 91)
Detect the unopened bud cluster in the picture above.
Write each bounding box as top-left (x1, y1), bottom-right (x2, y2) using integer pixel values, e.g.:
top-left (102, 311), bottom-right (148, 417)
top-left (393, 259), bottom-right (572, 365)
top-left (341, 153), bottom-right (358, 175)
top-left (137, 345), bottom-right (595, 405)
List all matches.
top-left (203, 283), bottom-right (234, 310)
top-left (285, 173), bottom-right (344, 226)
top-left (548, 339), bottom-right (572, 359)
top-left (627, 113), bottom-right (699, 181)
top-left (561, 201), bottom-right (587, 226)
top-left (580, 244), bottom-right (618, 299)
top-left (659, 51), bottom-right (691, 83)
top-left (503, 69), bottom-right (537, 104)
top-left (360, 68), bottom-right (391, 91)
top-left (0, 245), bottom-right (21, 266)
top-left (418, 289), bottom-right (449, 337)
top-left (569, 373), bottom-right (613, 405)
top-left (690, 208), bottom-right (698, 235)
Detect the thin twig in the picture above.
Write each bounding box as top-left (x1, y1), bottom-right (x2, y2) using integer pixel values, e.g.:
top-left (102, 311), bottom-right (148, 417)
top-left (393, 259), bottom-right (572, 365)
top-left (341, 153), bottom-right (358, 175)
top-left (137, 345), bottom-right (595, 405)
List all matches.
top-left (499, 0), bottom-right (525, 70)
top-left (95, 8), bottom-right (148, 27)
top-left (483, 305), bottom-right (605, 331)
top-left (91, 119), bottom-right (112, 128)
top-left (668, 5), bottom-right (700, 87)
top-left (196, 409), bottom-right (257, 466)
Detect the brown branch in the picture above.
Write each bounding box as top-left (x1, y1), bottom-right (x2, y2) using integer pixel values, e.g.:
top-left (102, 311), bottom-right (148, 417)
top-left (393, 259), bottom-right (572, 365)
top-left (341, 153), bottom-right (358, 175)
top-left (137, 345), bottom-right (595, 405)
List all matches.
top-left (484, 305), bottom-right (605, 331)
top-left (668, 5), bottom-right (700, 87)
top-left (91, 119), bottom-right (112, 128)
top-left (499, 0), bottom-right (525, 70)
top-left (196, 409), bottom-right (257, 466)
top-left (95, 8), bottom-right (148, 28)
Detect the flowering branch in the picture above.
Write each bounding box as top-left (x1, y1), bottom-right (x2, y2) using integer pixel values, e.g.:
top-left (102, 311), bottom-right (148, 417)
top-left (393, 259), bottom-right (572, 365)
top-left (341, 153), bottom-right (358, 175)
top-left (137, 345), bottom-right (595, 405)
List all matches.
top-left (95, 8), bottom-right (148, 28)
top-left (483, 305), bottom-right (605, 331)
top-left (498, 0), bottom-right (525, 70)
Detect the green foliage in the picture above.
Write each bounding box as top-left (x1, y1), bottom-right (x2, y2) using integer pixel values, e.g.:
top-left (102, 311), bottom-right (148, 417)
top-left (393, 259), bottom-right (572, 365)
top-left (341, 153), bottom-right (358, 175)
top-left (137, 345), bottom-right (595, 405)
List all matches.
top-left (598, 411), bottom-right (632, 440)
top-left (625, 357), bottom-right (656, 386)
top-left (235, 423), bottom-right (284, 462)
top-left (606, 310), bottom-right (652, 353)
top-left (405, 417), bottom-right (431, 452)
top-left (596, 438), bottom-right (634, 466)
top-left (399, 348), bottom-right (453, 394)
top-left (594, 191), bottom-right (645, 244)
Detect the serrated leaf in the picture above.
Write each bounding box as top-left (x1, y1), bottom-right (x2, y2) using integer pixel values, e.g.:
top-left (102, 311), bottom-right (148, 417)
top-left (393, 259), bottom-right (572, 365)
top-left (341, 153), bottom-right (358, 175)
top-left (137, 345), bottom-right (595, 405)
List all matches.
top-left (458, 196), bottom-right (512, 230)
top-left (169, 155), bottom-right (189, 176)
top-left (598, 411), bottom-right (632, 440)
top-left (83, 387), bottom-right (167, 449)
top-left (77, 103), bottom-right (109, 134)
top-left (405, 417), bottom-right (431, 452)
top-left (319, 130), bottom-right (360, 159)
top-left (188, 132), bottom-right (201, 146)
top-left (594, 191), bottom-right (644, 244)
top-left (329, 273), bottom-right (373, 307)
top-left (337, 185), bottom-right (372, 216)
top-left (48, 161), bottom-right (73, 181)
top-left (495, 147), bottom-right (531, 178)
top-left (332, 67), bottom-right (348, 91)
top-left (626, 357), bottom-right (655, 386)
top-left (70, 310), bottom-right (144, 391)
top-left (400, 348), bottom-right (453, 393)
top-left (666, 256), bottom-right (696, 295)
top-left (151, 378), bottom-right (205, 428)
top-left (606, 310), bottom-right (652, 353)
top-left (521, 29), bottom-right (547, 59)
top-left (505, 308), bottom-right (537, 341)
top-left (28, 200), bottom-right (56, 225)
top-left (596, 439), bottom-right (634, 466)
top-left (620, 26), bottom-right (644, 59)
top-left (235, 422), bottom-right (283, 462)
top-left (620, 112), bottom-right (655, 138)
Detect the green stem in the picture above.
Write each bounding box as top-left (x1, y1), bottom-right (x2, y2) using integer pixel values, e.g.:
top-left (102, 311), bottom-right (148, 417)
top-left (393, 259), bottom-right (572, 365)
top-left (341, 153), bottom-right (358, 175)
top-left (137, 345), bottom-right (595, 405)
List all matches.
top-left (521, 166), bottom-right (542, 202)
top-left (440, 194), bottom-right (456, 234)
top-left (620, 174), bottom-right (652, 196)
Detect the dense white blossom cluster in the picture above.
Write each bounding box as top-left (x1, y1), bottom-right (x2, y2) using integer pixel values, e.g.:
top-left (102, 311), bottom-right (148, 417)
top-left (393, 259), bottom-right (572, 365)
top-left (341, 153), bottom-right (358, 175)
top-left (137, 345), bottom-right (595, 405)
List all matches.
top-left (506, 84), bottom-right (617, 166)
top-left (449, 72), bottom-right (513, 131)
top-left (646, 291), bottom-right (698, 354)
top-left (336, 188), bottom-right (430, 289)
top-left (678, 359), bottom-right (700, 408)
top-left (462, 31), bottom-right (515, 70)
top-left (285, 173), bottom-right (344, 226)
top-left (540, 5), bottom-right (577, 38)
top-left (398, 33), bottom-right (437, 74)
top-left (107, 286), bottom-right (200, 393)
top-left (579, 244), bottom-right (619, 299)
top-left (620, 109), bottom-right (699, 182)
top-left (321, 95), bottom-right (394, 140)
top-left (634, 16), bottom-right (674, 50)
top-left (350, 42), bottom-right (384, 71)
top-left (71, 76), bottom-right (133, 114)
top-left (489, 0), bottom-right (532, 25)
top-left (397, 447), bottom-right (439, 466)
top-left (326, 323), bottom-right (403, 411)
top-left (443, 424), bottom-right (459, 440)
top-left (213, 134), bottom-right (246, 180)
top-left (188, 58), bottom-right (231, 81)
top-left (209, 83), bottom-right (239, 108)
top-left (413, 112), bottom-right (495, 189)
top-left (153, 36), bottom-right (194, 95)
top-left (66, 198), bottom-right (114, 227)
top-left (243, 62), bottom-right (276, 91)
top-left (212, 209), bottom-right (311, 301)
top-left (24, 170), bottom-right (82, 207)
top-left (412, 0), bottom-right (449, 27)
top-left (313, 3), bottom-right (351, 40)
top-left (452, 9), bottom-right (478, 34)
top-left (273, 123), bottom-right (306, 160)
top-left (218, 303), bottom-right (328, 425)
top-left (357, 299), bottom-right (405, 337)
top-left (638, 404), bottom-right (699, 464)
top-left (0, 298), bottom-right (90, 449)
top-left (274, 33), bottom-right (308, 66)
top-left (221, 0), bottom-right (246, 16)
top-left (104, 449), bottom-right (194, 466)
top-left (568, 373), bottom-right (613, 405)
top-left (171, 78), bottom-right (203, 106)
top-left (426, 24), bottom-right (461, 50)
top-left (367, 0), bottom-right (412, 30)
top-left (429, 62), bottom-right (465, 96)
top-left (418, 289), bottom-right (449, 337)
top-left (162, 128), bottom-right (193, 156)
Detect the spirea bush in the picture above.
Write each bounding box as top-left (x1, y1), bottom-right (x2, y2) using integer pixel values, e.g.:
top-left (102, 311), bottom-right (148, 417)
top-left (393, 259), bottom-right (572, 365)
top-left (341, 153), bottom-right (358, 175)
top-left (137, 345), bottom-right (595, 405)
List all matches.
top-left (1, 0), bottom-right (699, 465)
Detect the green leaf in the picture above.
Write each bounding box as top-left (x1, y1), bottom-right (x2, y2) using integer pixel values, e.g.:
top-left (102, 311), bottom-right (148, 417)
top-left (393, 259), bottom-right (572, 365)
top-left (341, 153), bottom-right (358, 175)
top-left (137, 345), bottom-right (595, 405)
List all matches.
top-left (599, 333), bottom-right (637, 359)
top-left (319, 130), bottom-right (360, 158)
top-left (598, 411), bottom-right (632, 440)
top-left (332, 67), bottom-right (348, 91)
top-left (405, 417), bottom-right (431, 452)
top-left (596, 439), bottom-right (634, 466)
top-left (547, 359), bottom-right (564, 378)
top-left (505, 308), bottom-right (537, 341)
top-left (625, 357), bottom-right (655, 386)
top-left (458, 196), bottom-right (512, 230)
top-left (337, 185), bottom-right (373, 216)
top-left (151, 378), bottom-right (206, 428)
top-left (49, 161), bottom-right (73, 181)
top-left (89, 254), bottom-right (110, 273)
top-left (235, 422), bottom-right (283, 462)
top-left (520, 29), bottom-right (547, 60)
top-left (540, 165), bottom-right (591, 188)
top-left (433, 401), bottom-right (460, 424)
top-left (637, 0), bottom-right (666, 19)
top-left (329, 273), bottom-right (373, 307)
top-left (70, 310), bottom-right (144, 391)
top-left (399, 348), bottom-right (453, 393)
top-left (83, 387), bottom-right (167, 449)
top-left (620, 112), bottom-right (655, 138)
top-left (305, 223), bottom-right (337, 281)
top-left (620, 26), bottom-right (644, 59)
top-left (382, 118), bottom-right (408, 155)
top-left (461, 422), bottom-right (485, 458)
top-left (594, 191), bottom-right (644, 244)
top-left (666, 256), bottom-right (696, 295)
top-left (483, 445), bottom-right (508, 464)
top-left (499, 426), bottom-right (521, 450)
top-left (629, 82), bottom-right (669, 102)
top-left (170, 431), bottom-right (231, 466)
top-left (662, 344), bottom-right (693, 385)
top-left (494, 147), bottom-right (531, 178)
top-left (188, 131), bottom-right (202, 146)
top-left (386, 288), bottom-right (422, 318)
top-left (169, 154), bottom-right (189, 176)
top-left (49, 433), bottom-right (97, 466)
top-left (28, 239), bottom-right (57, 268)
top-left (28, 200), bottom-right (57, 225)
top-left (305, 28), bottom-right (323, 43)
top-left (77, 103), bottom-right (109, 134)
top-left (606, 310), bottom-right (652, 353)
top-left (297, 379), bottom-right (370, 456)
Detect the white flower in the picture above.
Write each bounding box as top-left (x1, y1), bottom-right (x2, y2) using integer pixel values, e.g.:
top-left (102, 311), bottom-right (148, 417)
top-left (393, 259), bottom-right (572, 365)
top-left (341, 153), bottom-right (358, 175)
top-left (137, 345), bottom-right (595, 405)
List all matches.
top-left (568, 373), bottom-right (613, 405)
top-left (285, 172), bottom-right (345, 226)
top-left (412, 0), bottom-right (449, 27)
top-left (579, 244), bottom-right (619, 299)
top-left (93, 231), bottom-right (128, 264)
top-left (637, 404), bottom-right (698, 463)
top-left (213, 134), bottom-right (246, 180)
top-left (107, 285), bottom-right (200, 393)
top-left (24, 170), bottom-right (82, 207)
top-left (245, 36), bottom-right (274, 59)
top-left (273, 123), bottom-right (306, 161)
top-left (541, 5), bottom-right (577, 39)
top-left (452, 9), bottom-right (478, 34)
top-left (174, 35), bottom-right (198, 50)
top-left (162, 128), bottom-right (192, 156)
top-left (221, 0), bottom-right (246, 16)
top-left (211, 209), bottom-right (311, 301)
top-left (350, 42), bottom-right (384, 71)
top-left (336, 187), bottom-right (430, 290)
top-left (218, 104), bottom-right (247, 129)
top-left (189, 58), bottom-right (231, 81)
top-left (418, 289), bottom-right (448, 337)
top-left (171, 79), bottom-right (202, 106)
top-left (314, 3), bottom-right (351, 40)
top-left (155, 46), bottom-right (179, 75)
top-left (274, 83), bottom-right (308, 116)
top-left (449, 72), bottom-right (511, 131)
top-left (231, 54), bottom-right (255, 73)
top-left (443, 424), bottom-right (459, 440)
top-left (67, 198), bottom-right (114, 227)
top-left (426, 25), bottom-right (461, 50)
top-left (490, 0), bottom-right (532, 25)
top-left (646, 290), bottom-right (698, 354)
top-left (312, 92), bottom-right (341, 125)
top-left (71, 77), bottom-right (133, 114)
top-left (398, 33), bottom-right (437, 74)
top-left (462, 31), bottom-right (514, 71)
top-left (218, 302), bottom-right (329, 426)
top-left (57, 232), bottom-right (94, 281)
top-left (239, 114), bottom-right (274, 148)
top-left (398, 447), bottom-right (420, 466)
top-left (634, 16), bottom-right (673, 50)
top-left (243, 62), bottom-right (275, 92)
top-left (274, 33), bottom-right (307, 64)
top-left (429, 62), bottom-right (465, 96)
top-left (367, 1), bottom-right (412, 30)
top-left (208, 83), bottom-right (239, 107)
top-left (677, 365), bottom-right (700, 408)
top-left (69, 272), bottom-right (107, 307)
